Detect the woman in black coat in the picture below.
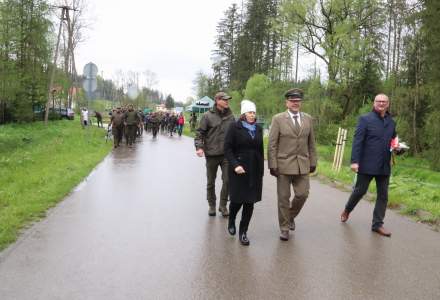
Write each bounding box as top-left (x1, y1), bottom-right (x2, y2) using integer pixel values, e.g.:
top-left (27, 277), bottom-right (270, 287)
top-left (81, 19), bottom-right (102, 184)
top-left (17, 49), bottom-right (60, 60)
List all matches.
top-left (224, 100), bottom-right (264, 246)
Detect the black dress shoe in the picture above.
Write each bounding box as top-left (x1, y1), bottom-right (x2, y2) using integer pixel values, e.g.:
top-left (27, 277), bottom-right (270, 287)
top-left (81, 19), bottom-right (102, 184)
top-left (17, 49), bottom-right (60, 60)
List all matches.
top-left (228, 221), bottom-right (236, 236)
top-left (239, 233), bottom-right (250, 246)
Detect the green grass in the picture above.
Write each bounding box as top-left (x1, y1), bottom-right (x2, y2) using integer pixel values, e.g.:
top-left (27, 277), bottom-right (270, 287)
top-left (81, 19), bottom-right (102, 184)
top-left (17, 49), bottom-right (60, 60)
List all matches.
top-left (0, 121), bottom-right (112, 250)
top-left (182, 123), bottom-right (196, 138)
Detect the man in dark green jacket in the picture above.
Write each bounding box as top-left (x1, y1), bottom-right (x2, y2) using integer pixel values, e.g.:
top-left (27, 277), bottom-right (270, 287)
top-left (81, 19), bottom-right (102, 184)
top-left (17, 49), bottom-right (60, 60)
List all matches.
top-left (124, 104), bottom-right (140, 146)
top-left (195, 92), bottom-right (235, 217)
top-left (150, 112), bottom-right (161, 138)
top-left (110, 107), bottom-right (124, 148)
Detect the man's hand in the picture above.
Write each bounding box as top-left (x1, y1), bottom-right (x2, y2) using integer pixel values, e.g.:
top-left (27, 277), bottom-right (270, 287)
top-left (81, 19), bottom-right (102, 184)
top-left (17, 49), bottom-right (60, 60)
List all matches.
top-left (234, 166), bottom-right (245, 174)
top-left (196, 148), bottom-right (204, 157)
top-left (350, 163), bottom-right (359, 173)
top-left (269, 168), bottom-right (279, 177)
top-left (309, 166), bottom-right (316, 173)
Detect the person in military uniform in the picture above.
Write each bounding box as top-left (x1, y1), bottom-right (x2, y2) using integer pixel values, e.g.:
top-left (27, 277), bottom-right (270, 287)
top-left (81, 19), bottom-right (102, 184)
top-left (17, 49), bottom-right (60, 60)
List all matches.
top-left (137, 110), bottom-right (144, 137)
top-left (160, 113), bottom-right (168, 133)
top-left (144, 113), bottom-right (151, 132)
top-left (194, 91), bottom-right (235, 217)
top-left (189, 112), bottom-right (197, 132)
top-left (110, 107), bottom-right (124, 148)
top-left (124, 104), bottom-right (140, 147)
top-left (94, 111), bottom-right (103, 128)
top-left (268, 88), bottom-right (317, 241)
top-left (168, 113), bottom-right (177, 136)
top-left (149, 112), bottom-right (161, 138)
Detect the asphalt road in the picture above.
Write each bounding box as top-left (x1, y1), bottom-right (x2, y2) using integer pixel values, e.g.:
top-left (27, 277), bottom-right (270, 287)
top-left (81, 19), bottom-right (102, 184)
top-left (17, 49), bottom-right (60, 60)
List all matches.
top-left (0, 131), bottom-right (439, 299)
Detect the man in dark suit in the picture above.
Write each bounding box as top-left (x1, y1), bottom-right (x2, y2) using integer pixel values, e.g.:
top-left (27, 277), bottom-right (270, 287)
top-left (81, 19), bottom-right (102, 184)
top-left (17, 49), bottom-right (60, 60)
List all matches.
top-left (268, 88), bottom-right (317, 241)
top-left (340, 93), bottom-right (397, 237)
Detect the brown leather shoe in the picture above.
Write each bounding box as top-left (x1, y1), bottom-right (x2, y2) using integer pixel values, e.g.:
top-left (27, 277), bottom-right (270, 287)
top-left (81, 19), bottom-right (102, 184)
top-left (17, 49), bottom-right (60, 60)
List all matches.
top-left (340, 209), bottom-right (350, 222)
top-left (280, 230), bottom-right (289, 241)
top-left (372, 227), bottom-right (392, 237)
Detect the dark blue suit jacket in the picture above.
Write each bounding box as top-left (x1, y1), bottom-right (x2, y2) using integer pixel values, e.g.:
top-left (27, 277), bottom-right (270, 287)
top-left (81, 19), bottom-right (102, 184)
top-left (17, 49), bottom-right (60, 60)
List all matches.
top-left (351, 111), bottom-right (396, 176)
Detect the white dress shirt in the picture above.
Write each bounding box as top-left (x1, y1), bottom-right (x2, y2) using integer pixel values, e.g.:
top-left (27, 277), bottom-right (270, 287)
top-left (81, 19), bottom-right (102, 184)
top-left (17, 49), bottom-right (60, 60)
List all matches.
top-left (288, 110), bottom-right (302, 127)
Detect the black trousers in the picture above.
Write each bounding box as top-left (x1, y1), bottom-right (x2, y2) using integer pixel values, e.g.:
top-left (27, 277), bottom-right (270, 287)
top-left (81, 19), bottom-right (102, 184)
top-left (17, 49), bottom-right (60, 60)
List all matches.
top-left (229, 202), bottom-right (254, 233)
top-left (345, 173), bottom-right (390, 230)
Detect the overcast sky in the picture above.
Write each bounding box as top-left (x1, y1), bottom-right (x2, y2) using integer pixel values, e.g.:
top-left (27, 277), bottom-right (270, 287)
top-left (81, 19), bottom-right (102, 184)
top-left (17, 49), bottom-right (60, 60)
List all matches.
top-left (75, 0), bottom-right (323, 102)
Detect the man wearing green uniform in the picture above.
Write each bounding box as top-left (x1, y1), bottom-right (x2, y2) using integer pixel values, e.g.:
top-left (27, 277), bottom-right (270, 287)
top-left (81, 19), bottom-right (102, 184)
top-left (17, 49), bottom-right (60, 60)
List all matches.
top-left (195, 91), bottom-right (235, 217)
top-left (110, 107), bottom-right (124, 148)
top-left (150, 112), bottom-right (161, 138)
top-left (124, 104), bottom-right (140, 147)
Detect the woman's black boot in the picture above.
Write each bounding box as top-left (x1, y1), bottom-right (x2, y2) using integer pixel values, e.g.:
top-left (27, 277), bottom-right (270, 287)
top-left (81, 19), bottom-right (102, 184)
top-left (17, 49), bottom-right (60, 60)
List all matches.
top-left (228, 217), bottom-right (236, 236)
top-left (239, 221), bottom-right (250, 246)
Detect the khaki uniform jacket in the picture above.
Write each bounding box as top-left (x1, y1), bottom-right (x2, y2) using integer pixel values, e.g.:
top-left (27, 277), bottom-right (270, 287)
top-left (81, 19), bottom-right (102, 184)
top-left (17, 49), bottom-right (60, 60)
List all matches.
top-left (268, 111), bottom-right (317, 175)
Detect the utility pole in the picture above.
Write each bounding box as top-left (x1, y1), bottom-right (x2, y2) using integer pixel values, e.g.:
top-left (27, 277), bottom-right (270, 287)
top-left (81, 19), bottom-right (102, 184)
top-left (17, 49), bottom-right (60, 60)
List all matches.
top-left (44, 5), bottom-right (76, 125)
top-left (65, 7), bottom-right (78, 109)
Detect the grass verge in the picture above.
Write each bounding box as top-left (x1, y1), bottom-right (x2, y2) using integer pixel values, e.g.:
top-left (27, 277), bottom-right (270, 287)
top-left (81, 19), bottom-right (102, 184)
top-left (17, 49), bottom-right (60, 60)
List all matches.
top-left (0, 121), bottom-right (112, 251)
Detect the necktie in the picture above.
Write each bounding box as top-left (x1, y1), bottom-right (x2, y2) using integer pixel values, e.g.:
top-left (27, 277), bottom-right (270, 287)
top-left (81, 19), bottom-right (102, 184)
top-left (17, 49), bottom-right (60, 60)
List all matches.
top-left (292, 115), bottom-right (300, 134)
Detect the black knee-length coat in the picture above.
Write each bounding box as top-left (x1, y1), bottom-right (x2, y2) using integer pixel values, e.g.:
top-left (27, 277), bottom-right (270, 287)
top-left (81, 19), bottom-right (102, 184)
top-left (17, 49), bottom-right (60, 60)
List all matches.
top-left (224, 120), bottom-right (264, 204)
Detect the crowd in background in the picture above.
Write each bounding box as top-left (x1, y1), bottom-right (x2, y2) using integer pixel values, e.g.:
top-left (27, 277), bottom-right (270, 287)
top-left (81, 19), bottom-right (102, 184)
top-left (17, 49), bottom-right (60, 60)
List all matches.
top-left (105, 105), bottom-right (190, 148)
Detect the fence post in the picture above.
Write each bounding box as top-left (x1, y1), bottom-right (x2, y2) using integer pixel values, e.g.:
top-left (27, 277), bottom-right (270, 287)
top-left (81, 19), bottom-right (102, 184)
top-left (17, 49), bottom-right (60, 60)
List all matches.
top-left (337, 129), bottom-right (348, 172)
top-left (333, 127), bottom-right (342, 171)
top-left (333, 127), bottom-right (348, 172)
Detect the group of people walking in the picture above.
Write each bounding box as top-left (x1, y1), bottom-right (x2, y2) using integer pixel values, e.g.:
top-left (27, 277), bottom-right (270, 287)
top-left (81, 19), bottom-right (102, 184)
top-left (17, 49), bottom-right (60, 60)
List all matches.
top-left (195, 89), bottom-right (400, 246)
top-left (109, 104), bottom-right (142, 148)
top-left (109, 105), bottom-right (186, 148)
top-left (144, 112), bottom-right (185, 138)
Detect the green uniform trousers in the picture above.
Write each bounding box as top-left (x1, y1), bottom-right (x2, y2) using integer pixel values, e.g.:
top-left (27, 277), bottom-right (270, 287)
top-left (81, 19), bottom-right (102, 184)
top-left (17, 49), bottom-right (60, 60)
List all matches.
top-left (113, 126), bottom-right (123, 147)
top-left (205, 155), bottom-right (229, 208)
top-left (126, 125), bottom-right (137, 145)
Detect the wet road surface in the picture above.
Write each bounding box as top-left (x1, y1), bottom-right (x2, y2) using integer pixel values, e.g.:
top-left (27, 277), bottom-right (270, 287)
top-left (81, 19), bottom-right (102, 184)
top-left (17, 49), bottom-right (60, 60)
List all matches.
top-left (1, 132), bottom-right (439, 299)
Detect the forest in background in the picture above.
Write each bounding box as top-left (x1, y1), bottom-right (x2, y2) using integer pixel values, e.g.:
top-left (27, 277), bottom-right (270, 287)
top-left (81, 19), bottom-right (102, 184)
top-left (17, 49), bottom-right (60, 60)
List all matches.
top-left (0, 0), bottom-right (180, 124)
top-left (1, 0), bottom-right (440, 170)
top-left (193, 0), bottom-right (440, 170)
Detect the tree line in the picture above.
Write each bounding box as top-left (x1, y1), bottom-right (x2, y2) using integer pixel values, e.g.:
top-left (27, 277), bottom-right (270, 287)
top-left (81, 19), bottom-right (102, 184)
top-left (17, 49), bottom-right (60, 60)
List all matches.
top-left (0, 0), bottom-right (172, 124)
top-left (194, 0), bottom-right (440, 170)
